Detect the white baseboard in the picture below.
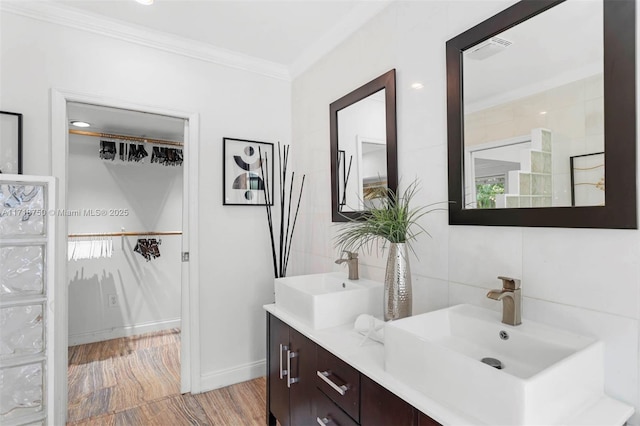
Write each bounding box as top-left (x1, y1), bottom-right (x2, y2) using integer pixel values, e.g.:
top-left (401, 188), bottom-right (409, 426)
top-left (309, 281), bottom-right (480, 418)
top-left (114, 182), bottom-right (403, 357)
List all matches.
top-left (199, 359), bottom-right (266, 393)
top-left (68, 318), bottom-right (181, 346)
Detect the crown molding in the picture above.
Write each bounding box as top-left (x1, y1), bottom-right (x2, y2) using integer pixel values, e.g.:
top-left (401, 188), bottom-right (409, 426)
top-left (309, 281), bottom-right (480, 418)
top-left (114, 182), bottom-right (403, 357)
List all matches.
top-left (289, 0), bottom-right (394, 79)
top-left (0, 1), bottom-right (291, 81)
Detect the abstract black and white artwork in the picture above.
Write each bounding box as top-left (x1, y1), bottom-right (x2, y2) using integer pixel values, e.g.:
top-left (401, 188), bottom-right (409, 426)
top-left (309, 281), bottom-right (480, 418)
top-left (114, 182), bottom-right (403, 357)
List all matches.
top-left (223, 137), bottom-right (274, 206)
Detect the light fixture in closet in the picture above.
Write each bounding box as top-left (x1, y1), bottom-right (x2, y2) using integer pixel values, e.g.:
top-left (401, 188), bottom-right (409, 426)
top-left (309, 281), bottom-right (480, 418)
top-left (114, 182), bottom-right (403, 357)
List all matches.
top-left (70, 121), bottom-right (91, 128)
top-left (135, 0), bottom-right (154, 5)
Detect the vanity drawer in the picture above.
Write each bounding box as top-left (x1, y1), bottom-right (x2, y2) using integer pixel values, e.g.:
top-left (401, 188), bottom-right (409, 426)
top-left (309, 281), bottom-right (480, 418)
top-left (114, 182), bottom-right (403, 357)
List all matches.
top-left (314, 389), bottom-right (358, 426)
top-left (316, 345), bottom-right (360, 422)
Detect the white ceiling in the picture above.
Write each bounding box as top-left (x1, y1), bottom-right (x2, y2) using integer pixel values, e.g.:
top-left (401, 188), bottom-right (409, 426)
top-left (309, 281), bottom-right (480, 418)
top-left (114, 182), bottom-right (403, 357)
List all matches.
top-left (52, 0), bottom-right (392, 68)
top-left (54, 0), bottom-right (392, 138)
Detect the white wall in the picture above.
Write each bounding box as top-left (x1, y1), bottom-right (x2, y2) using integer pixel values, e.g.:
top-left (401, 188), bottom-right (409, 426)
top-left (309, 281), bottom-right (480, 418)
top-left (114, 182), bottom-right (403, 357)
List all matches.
top-left (67, 133), bottom-right (182, 345)
top-left (290, 1), bottom-right (640, 424)
top-left (0, 9), bottom-right (290, 393)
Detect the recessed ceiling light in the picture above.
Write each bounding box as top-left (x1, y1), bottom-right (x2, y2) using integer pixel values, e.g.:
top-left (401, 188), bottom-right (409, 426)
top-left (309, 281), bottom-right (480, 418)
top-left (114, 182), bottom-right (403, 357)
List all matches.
top-left (411, 82), bottom-right (424, 90)
top-left (70, 121), bottom-right (91, 128)
top-left (135, 0), bottom-right (154, 5)
top-left (539, 111), bottom-right (547, 115)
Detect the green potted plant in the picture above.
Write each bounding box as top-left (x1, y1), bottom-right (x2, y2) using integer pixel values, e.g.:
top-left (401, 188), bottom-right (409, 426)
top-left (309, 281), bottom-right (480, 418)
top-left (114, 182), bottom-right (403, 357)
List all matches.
top-left (335, 180), bottom-right (438, 321)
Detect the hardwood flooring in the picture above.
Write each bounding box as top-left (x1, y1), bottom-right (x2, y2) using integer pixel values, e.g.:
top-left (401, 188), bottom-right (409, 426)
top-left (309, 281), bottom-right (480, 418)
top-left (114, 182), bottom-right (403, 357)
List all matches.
top-left (67, 329), bottom-right (266, 425)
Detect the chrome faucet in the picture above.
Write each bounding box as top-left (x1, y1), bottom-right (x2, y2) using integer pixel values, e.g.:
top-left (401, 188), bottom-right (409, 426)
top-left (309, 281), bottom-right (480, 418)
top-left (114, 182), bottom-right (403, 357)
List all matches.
top-left (487, 276), bottom-right (521, 326)
top-left (335, 251), bottom-right (359, 280)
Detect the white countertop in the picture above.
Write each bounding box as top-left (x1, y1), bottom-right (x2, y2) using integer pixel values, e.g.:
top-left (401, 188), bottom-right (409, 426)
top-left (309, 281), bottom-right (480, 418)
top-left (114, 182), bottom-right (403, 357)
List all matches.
top-left (264, 304), bottom-right (634, 426)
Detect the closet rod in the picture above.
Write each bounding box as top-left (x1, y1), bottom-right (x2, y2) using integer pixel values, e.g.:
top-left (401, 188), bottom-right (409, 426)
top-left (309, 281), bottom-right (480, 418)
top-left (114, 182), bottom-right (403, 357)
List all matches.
top-left (68, 231), bottom-right (182, 238)
top-left (69, 129), bottom-right (184, 147)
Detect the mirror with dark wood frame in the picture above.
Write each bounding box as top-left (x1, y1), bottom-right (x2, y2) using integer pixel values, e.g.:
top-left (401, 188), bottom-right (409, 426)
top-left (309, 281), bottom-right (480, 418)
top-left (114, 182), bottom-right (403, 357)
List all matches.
top-left (446, 0), bottom-right (636, 228)
top-left (330, 69), bottom-right (397, 222)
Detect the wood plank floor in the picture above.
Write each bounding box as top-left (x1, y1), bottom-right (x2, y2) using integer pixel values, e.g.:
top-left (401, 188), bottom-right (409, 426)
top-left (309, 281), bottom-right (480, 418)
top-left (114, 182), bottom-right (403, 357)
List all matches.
top-left (67, 329), bottom-right (266, 425)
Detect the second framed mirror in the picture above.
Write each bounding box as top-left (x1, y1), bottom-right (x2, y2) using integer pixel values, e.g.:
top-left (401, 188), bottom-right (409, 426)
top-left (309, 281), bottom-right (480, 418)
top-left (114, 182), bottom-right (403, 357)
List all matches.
top-left (330, 69), bottom-right (397, 222)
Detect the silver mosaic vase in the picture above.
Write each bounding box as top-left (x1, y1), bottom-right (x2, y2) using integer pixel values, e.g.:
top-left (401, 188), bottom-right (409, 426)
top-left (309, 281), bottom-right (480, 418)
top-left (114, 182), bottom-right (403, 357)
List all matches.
top-left (384, 242), bottom-right (412, 321)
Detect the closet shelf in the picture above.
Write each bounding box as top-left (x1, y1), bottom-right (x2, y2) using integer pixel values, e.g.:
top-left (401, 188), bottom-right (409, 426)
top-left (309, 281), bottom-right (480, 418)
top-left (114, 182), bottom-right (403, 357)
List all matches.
top-left (69, 129), bottom-right (183, 147)
top-left (68, 231), bottom-right (182, 238)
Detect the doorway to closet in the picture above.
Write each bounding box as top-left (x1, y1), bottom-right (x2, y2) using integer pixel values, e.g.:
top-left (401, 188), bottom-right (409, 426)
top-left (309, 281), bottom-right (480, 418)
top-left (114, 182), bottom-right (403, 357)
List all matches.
top-left (64, 102), bottom-right (186, 422)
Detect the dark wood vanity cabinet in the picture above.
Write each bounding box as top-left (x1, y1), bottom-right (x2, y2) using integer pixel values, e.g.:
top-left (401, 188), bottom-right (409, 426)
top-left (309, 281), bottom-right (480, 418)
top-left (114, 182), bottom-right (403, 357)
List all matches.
top-left (267, 313), bottom-right (441, 426)
top-left (267, 314), bottom-right (317, 426)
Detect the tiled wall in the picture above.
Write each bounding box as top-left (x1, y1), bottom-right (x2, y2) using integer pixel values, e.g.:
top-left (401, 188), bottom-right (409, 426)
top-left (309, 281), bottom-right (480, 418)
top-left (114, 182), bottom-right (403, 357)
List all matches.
top-left (290, 1), bottom-right (640, 424)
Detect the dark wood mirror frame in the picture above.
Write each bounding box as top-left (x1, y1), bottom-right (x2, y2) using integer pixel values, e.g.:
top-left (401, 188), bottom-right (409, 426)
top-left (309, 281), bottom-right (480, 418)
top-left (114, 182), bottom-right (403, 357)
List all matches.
top-left (446, 0), bottom-right (637, 228)
top-left (330, 69), bottom-right (398, 222)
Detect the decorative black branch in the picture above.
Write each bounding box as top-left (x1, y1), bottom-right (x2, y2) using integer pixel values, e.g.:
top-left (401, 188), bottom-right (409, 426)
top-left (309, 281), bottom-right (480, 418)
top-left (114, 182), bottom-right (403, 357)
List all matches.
top-left (340, 155), bottom-right (353, 208)
top-left (260, 142), bottom-right (306, 278)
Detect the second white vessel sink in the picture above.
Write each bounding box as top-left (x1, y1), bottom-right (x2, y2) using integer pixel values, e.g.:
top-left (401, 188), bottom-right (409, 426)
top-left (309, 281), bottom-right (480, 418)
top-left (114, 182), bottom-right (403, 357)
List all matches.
top-left (274, 272), bottom-right (382, 329)
top-left (385, 304), bottom-right (604, 425)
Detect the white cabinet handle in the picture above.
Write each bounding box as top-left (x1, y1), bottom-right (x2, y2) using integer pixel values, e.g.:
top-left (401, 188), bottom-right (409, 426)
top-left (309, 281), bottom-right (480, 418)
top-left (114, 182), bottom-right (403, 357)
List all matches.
top-left (287, 350), bottom-right (299, 387)
top-left (279, 344), bottom-right (288, 379)
top-left (317, 416), bottom-right (331, 425)
top-left (316, 370), bottom-right (348, 396)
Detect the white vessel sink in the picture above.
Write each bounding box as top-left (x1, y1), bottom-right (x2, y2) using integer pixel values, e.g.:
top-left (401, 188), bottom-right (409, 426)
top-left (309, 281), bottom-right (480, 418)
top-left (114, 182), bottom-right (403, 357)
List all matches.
top-left (385, 304), bottom-right (604, 425)
top-left (274, 272), bottom-right (383, 329)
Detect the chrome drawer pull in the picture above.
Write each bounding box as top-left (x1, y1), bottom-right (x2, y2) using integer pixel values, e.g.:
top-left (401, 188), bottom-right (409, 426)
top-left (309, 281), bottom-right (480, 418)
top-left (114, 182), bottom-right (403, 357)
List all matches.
top-left (317, 416), bottom-right (332, 425)
top-left (316, 370), bottom-right (348, 396)
top-left (279, 344), bottom-right (288, 379)
top-left (287, 350), bottom-right (299, 387)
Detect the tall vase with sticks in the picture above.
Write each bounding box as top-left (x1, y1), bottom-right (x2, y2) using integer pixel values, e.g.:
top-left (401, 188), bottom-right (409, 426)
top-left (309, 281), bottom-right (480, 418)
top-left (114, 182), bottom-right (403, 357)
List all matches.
top-left (260, 142), bottom-right (306, 278)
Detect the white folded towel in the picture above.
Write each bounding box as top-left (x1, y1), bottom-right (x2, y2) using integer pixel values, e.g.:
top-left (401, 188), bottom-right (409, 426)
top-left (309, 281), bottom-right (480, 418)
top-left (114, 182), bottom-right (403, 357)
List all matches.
top-left (354, 314), bottom-right (385, 345)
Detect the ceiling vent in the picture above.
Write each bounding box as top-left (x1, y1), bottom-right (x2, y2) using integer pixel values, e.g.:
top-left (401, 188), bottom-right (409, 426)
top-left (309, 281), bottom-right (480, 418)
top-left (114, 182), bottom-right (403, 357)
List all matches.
top-left (466, 37), bottom-right (513, 60)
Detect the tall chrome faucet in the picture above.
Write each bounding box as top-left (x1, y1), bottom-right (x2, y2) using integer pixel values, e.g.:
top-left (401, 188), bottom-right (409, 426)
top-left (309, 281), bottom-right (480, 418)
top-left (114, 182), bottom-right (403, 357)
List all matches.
top-left (335, 251), bottom-right (359, 280)
top-left (487, 276), bottom-right (521, 326)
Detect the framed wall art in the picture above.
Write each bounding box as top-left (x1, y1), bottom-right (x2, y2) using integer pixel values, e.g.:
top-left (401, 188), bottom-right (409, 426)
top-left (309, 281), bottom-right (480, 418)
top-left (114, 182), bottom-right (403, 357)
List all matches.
top-left (0, 111), bottom-right (23, 174)
top-left (223, 137), bottom-right (274, 206)
top-left (570, 152), bottom-right (605, 207)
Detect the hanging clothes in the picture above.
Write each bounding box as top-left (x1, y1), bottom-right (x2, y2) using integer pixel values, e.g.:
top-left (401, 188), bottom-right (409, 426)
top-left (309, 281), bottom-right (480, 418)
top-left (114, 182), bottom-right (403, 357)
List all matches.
top-left (127, 143), bottom-right (149, 162)
top-left (133, 238), bottom-right (161, 261)
top-left (99, 141), bottom-right (117, 160)
top-left (151, 147), bottom-right (183, 166)
top-left (68, 236), bottom-right (113, 261)
top-left (102, 140), bottom-right (179, 166)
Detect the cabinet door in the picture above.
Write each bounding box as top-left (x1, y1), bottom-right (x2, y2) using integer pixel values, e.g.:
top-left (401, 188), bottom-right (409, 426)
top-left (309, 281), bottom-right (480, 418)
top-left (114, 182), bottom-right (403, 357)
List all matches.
top-left (289, 328), bottom-right (317, 426)
top-left (268, 314), bottom-right (290, 426)
top-left (360, 374), bottom-right (416, 426)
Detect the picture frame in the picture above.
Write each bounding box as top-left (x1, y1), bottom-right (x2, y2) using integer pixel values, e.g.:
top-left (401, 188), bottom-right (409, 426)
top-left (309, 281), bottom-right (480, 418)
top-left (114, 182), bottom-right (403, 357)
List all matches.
top-left (223, 137), bottom-right (274, 206)
top-left (570, 152), bottom-right (605, 207)
top-left (0, 111), bottom-right (23, 174)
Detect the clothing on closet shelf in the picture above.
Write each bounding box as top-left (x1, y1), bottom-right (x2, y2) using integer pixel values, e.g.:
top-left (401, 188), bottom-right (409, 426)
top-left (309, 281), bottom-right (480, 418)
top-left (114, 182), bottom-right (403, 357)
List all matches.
top-left (134, 238), bottom-right (161, 261)
top-left (68, 237), bottom-right (113, 261)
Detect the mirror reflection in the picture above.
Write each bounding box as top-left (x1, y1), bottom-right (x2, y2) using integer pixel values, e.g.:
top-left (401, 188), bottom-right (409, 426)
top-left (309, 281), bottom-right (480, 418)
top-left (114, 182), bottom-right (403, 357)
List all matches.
top-left (337, 89), bottom-right (387, 212)
top-left (462, 0), bottom-right (603, 209)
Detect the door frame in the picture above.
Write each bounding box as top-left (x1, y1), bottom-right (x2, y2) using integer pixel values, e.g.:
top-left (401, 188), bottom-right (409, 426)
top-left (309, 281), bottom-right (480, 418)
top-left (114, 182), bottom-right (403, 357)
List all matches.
top-left (51, 89), bottom-right (201, 424)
